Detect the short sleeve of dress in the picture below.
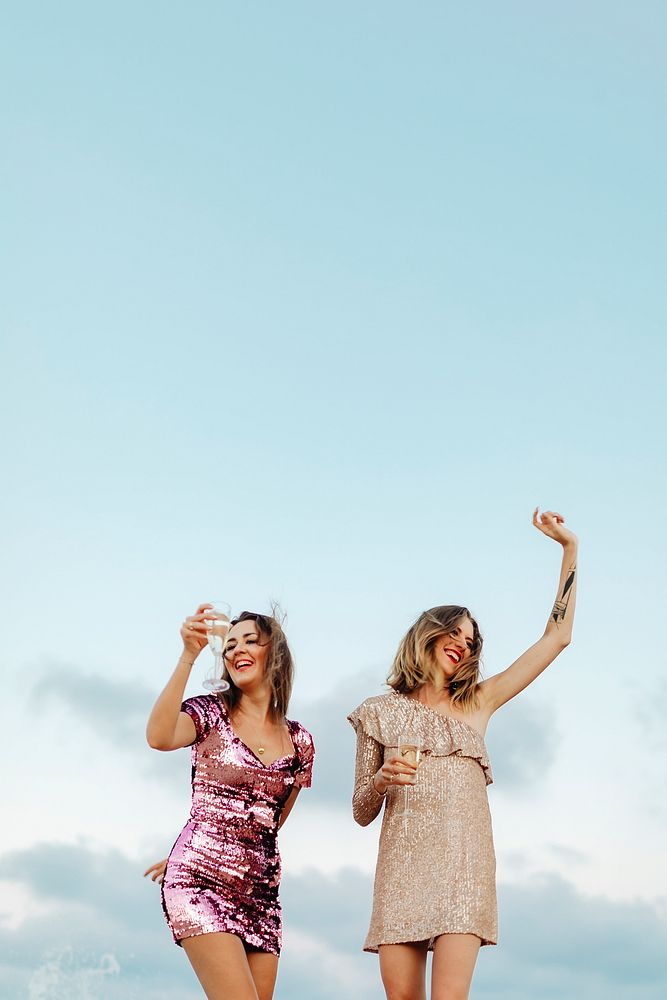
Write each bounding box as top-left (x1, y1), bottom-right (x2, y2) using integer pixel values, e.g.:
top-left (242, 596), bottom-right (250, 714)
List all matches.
top-left (181, 695), bottom-right (222, 744)
top-left (291, 724), bottom-right (315, 789)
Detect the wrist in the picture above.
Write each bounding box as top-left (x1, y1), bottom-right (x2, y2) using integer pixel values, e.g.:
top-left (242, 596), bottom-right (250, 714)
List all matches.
top-left (178, 650), bottom-right (197, 669)
top-left (372, 772), bottom-right (387, 796)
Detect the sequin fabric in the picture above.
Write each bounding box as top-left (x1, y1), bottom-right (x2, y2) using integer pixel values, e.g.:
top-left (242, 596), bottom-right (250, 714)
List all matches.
top-left (348, 690), bottom-right (497, 951)
top-left (161, 695), bottom-right (314, 953)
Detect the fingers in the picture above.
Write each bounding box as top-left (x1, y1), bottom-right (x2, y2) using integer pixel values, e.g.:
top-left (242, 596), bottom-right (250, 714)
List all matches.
top-left (143, 860), bottom-right (168, 883)
top-left (184, 620), bottom-right (207, 633)
top-left (533, 508), bottom-right (566, 531)
top-left (180, 612), bottom-right (211, 638)
top-left (143, 861), bottom-right (164, 875)
top-left (382, 755), bottom-right (418, 786)
top-left (189, 612), bottom-right (213, 625)
top-left (184, 610), bottom-right (230, 628)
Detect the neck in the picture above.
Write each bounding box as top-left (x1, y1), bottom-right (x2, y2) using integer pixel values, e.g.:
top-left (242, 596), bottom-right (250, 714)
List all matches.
top-left (236, 686), bottom-right (275, 724)
top-left (418, 681), bottom-right (453, 706)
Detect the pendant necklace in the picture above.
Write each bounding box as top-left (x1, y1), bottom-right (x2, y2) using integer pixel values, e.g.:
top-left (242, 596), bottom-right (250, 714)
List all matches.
top-left (238, 708), bottom-right (284, 758)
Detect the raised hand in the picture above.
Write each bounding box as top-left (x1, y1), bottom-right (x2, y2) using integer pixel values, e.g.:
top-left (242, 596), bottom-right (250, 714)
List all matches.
top-left (180, 603), bottom-right (215, 658)
top-left (532, 508), bottom-right (577, 548)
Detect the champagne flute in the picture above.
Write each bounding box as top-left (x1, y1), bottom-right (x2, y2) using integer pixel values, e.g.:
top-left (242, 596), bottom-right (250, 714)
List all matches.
top-left (395, 731), bottom-right (422, 825)
top-left (202, 601), bottom-right (232, 693)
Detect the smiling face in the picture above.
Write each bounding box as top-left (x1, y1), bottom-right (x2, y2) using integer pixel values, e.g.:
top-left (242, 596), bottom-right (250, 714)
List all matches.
top-left (223, 619), bottom-right (270, 689)
top-left (432, 616), bottom-right (475, 681)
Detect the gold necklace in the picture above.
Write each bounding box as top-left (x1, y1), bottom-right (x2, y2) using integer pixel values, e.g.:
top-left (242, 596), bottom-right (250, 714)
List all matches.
top-left (257, 724), bottom-right (288, 757)
top-left (238, 708), bottom-right (284, 758)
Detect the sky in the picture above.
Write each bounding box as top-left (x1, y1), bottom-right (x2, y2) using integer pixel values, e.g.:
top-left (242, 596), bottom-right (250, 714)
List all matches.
top-left (1, 2), bottom-right (666, 997)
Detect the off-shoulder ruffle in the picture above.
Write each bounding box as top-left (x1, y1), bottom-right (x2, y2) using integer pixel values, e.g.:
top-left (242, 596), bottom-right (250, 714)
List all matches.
top-left (347, 691), bottom-right (493, 786)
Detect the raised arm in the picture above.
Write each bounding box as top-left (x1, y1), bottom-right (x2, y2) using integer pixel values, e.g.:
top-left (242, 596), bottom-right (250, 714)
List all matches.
top-left (481, 509), bottom-right (578, 714)
top-left (146, 604), bottom-right (212, 751)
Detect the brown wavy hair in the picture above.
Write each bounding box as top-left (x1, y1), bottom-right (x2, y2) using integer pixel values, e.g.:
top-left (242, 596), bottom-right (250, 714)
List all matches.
top-left (387, 605), bottom-right (484, 712)
top-left (220, 607), bottom-right (294, 720)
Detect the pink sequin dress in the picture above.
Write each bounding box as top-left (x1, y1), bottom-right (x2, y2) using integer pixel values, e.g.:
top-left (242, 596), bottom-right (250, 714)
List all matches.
top-left (161, 695), bottom-right (314, 954)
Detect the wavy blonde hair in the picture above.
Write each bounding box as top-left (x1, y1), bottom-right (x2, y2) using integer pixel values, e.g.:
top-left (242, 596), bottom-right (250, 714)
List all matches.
top-left (221, 606), bottom-right (294, 720)
top-left (387, 605), bottom-right (484, 712)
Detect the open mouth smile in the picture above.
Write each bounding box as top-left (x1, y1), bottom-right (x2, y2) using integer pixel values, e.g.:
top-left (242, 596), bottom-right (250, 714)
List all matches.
top-left (233, 658), bottom-right (254, 672)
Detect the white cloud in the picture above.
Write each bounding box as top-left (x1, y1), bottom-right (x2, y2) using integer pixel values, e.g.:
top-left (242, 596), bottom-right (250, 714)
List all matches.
top-left (34, 665), bottom-right (154, 750)
top-left (27, 949), bottom-right (121, 1000)
top-left (1, 843), bottom-right (666, 999)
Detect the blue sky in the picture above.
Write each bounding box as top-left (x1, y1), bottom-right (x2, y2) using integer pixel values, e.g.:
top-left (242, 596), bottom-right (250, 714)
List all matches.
top-left (2, 3), bottom-right (666, 998)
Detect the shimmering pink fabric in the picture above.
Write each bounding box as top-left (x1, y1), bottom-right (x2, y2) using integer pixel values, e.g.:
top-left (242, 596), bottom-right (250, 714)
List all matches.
top-left (161, 695), bottom-right (314, 953)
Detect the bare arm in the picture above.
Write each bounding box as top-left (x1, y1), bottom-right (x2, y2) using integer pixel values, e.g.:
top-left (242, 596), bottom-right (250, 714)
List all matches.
top-left (481, 509), bottom-right (578, 714)
top-left (146, 605), bottom-right (211, 751)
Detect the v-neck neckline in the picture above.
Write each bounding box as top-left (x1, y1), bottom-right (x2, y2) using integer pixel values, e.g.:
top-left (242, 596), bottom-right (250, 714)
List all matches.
top-left (224, 707), bottom-right (297, 768)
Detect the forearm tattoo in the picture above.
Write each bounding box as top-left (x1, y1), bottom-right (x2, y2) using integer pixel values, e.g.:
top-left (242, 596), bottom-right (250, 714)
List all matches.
top-left (551, 564), bottom-right (576, 625)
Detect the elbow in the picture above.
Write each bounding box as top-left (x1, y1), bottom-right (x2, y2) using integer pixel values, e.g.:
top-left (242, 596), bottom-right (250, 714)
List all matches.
top-left (351, 801), bottom-right (365, 826)
top-left (353, 810), bottom-right (372, 828)
top-left (352, 800), bottom-right (376, 827)
top-left (545, 628), bottom-right (572, 652)
top-left (146, 727), bottom-right (171, 751)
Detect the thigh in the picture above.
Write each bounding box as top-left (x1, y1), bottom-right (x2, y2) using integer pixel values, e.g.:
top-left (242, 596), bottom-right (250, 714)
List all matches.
top-left (246, 950), bottom-right (279, 1000)
top-left (431, 934), bottom-right (481, 1000)
top-left (182, 932), bottom-right (259, 1000)
top-left (379, 941), bottom-right (428, 1000)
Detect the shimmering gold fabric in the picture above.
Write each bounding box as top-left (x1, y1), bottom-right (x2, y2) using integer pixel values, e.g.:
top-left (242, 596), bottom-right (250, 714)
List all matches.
top-left (348, 691), bottom-right (497, 951)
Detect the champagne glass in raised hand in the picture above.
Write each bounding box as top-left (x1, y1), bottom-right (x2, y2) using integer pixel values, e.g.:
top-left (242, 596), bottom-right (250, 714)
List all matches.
top-left (395, 730), bottom-right (422, 826)
top-left (202, 601), bottom-right (232, 693)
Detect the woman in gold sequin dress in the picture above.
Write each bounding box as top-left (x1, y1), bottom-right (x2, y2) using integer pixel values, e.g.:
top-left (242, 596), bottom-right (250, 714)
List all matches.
top-left (348, 509), bottom-right (578, 1000)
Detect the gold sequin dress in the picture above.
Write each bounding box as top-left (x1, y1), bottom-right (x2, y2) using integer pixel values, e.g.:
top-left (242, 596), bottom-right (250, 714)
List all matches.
top-left (348, 691), bottom-right (497, 951)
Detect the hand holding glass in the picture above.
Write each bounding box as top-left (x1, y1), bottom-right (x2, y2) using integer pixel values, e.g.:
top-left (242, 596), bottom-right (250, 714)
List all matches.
top-left (202, 601), bottom-right (231, 693)
top-left (396, 731), bottom-right (422, 823)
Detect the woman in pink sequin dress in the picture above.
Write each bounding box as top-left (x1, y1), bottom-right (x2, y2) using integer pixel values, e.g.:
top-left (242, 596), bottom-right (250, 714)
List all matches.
top-left (146, 606), bottom-right (314, 1000)
top-left (348, 509), bottom-right (578, 1000)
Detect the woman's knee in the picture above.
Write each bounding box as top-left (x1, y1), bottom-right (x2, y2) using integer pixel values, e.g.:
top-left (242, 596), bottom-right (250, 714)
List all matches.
top-left (384, 988), bottom-right (424, 1000)
top-left (434, 988), bottom-right (469, 1000)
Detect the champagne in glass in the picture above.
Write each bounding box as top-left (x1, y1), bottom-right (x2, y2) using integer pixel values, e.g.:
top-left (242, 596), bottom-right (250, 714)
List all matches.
top-left (396, 731), bottom-right (422, 823)
top-left (203, 601), bottom-right (232, 693)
